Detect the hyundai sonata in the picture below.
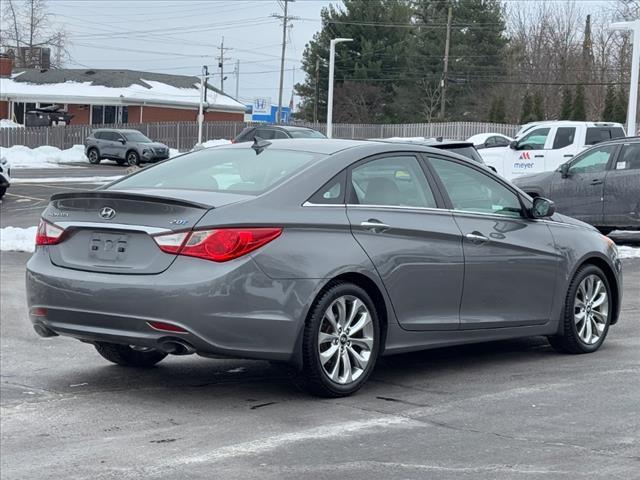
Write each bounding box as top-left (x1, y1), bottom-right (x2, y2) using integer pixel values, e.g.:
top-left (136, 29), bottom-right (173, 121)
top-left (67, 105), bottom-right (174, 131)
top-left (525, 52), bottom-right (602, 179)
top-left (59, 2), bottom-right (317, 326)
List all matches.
top-left (26, 139), bottom-right (623, 397)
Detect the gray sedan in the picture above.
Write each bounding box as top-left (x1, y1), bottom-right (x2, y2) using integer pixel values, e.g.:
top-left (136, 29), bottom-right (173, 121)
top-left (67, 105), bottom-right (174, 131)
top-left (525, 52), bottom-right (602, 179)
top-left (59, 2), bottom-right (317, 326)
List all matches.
top-left (26, 139), bottom-right (623, 397)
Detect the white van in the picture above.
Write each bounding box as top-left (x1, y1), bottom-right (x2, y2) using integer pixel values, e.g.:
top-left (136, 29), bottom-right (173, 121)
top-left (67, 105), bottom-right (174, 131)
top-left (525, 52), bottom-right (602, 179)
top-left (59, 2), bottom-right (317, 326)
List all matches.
top-left (481, 121), bottom-right (626, 180)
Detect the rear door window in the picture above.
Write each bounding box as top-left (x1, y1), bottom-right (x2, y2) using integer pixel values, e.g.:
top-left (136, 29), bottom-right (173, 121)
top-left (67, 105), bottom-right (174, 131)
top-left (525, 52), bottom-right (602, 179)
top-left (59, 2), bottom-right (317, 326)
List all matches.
top-left (255, 129), bottom-right (276, 140)
top-left (110, 147), bottom-right (323, 194)
top-left (586, 127), bottom-right (625, 145)
top-left (273, 130), bottom-right (289, 139)
top-left (349, 156), bottom-right (437, 208)
top-left (552, 127), bottom-right (576, 149)
top-left (614, 144), bottom-right (640, 170)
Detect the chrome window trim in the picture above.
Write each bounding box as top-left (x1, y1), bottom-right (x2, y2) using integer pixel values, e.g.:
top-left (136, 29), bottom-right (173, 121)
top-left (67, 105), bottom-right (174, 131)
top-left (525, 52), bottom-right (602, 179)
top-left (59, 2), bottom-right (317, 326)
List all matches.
top-left (53, 221), bottom-right (171, 235)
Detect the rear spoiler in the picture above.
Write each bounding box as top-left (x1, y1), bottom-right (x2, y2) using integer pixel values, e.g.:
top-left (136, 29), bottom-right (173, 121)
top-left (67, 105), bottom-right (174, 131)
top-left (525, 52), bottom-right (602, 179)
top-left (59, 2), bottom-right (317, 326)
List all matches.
top-left (50, 191), bottom-right (211, 210)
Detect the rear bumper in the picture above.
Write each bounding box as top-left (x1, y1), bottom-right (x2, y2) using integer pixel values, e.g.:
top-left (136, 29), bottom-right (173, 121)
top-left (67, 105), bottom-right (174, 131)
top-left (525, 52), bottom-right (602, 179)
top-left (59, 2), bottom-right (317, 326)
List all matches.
top-left (26, 249), bottom-right (319, 361)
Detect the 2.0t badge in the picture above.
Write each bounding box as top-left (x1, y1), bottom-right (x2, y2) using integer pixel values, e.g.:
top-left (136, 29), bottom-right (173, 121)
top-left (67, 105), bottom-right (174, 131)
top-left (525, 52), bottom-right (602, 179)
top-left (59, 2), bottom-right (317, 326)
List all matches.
top-left (99, 207), bottom-right (116, 220)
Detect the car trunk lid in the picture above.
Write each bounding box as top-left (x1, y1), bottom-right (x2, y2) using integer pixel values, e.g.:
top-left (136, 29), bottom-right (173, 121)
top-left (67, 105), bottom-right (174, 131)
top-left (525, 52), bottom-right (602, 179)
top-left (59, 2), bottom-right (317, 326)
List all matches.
top-left (43, 189), bottom-right (252, 274)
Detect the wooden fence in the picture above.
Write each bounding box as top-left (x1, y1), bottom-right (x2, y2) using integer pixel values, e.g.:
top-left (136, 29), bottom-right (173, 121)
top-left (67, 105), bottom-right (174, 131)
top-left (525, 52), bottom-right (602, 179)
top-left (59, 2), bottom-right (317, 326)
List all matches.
top-left (0, 121), bottom-right (519, 151)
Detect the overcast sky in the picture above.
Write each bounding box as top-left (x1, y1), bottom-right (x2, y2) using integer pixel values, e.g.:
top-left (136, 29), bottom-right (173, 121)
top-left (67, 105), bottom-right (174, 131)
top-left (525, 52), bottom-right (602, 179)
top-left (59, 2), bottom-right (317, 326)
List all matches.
top-left (48, 0), bottom-right (334, 104)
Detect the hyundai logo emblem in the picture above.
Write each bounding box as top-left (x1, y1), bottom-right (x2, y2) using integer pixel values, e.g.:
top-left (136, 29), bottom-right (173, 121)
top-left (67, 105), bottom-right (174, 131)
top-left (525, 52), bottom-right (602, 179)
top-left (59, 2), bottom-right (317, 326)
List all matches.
top-left (99, 207), bottom-right (116, 220)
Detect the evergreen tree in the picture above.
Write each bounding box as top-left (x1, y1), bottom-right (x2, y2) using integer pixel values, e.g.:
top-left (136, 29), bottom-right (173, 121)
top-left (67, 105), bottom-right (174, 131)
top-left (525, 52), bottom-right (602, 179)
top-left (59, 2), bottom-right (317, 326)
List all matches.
top-left (572, 84), bottom-right (586, 121)
top-left (532, 90), bottom-right (545, 120)
top-left (613, 87), bottom-right (628, 124)
top-left (520, 92), bottom-right (534, 124)
top-left (559, 87), bottom-right (573, 120)
top-left (602, 84), bottom-right (616, 121)
top-left (489, 96), bottom-right (506, 123)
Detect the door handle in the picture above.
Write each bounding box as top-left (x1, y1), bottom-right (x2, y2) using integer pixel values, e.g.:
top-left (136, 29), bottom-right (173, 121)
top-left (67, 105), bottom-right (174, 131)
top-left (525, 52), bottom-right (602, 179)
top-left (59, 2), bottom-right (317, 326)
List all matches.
top-left (465, 232), bottom-right (489, 244)
top-left (590, 179), bottom-right (603, 186)
top-left (360, 220), bottom-right (390, 233)
top-left (534, 154), bottom-right (544, 158)
top-left (563, 154), bottom-right (574, 158)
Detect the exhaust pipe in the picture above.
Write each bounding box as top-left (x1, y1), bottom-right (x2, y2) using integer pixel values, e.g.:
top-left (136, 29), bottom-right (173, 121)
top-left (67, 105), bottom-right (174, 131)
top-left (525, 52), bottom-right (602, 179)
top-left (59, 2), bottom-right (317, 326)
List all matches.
top-left (158, 339), bottom-right (196, 356)
top-left (33, 323), bottom-right (58, 338)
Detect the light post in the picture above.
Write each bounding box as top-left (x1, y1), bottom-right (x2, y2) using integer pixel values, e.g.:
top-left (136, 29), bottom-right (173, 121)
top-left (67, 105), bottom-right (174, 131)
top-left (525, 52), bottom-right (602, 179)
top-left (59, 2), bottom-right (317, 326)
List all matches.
top-left (611, 20), bottom-right (640, 136)
top-left (327, 38), bottom-right (353, 139)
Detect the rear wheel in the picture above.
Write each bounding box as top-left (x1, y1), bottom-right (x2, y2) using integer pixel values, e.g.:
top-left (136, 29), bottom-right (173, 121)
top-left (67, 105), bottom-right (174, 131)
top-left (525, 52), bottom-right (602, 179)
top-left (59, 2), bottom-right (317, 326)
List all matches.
top-left (87, 148), bottom-right (101, 164)
top-left (0, 186), bottom-right (6, 199)
top-left (94, 342), bottom-right (167, 367)
top-left (301, 282), bottom-right (380, 397)
top-left (126, 151), bottom-right (140, 166)
top-left (548, 265), bottom-right (612, 354)
top-left (116, 158), bottom-right (126, 166)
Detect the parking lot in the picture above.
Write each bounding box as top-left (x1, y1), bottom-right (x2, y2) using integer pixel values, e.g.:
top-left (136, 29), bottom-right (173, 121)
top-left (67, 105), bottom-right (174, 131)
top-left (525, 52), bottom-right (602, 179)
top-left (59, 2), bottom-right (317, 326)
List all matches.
top-left (1, 166), bottom-right (639, 480)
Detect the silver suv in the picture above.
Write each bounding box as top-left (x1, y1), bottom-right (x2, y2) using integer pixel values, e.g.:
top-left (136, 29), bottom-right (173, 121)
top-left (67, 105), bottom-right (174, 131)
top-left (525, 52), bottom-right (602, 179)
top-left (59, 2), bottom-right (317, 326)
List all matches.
top-left (84, 129), bottom-right (170, 166)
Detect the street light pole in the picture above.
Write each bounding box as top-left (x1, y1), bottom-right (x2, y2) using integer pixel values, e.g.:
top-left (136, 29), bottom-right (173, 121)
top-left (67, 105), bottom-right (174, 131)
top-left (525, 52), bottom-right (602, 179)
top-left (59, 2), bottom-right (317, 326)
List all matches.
top-left (327, 38), bottom-right (352, 139)
top-left (611, 20), bottom-right (640, 136)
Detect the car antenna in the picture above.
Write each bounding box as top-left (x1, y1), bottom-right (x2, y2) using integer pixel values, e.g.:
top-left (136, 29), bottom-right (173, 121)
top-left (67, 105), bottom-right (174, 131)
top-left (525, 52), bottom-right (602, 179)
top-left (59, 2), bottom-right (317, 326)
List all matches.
top-left (252, 136), bottom-right (271, 155)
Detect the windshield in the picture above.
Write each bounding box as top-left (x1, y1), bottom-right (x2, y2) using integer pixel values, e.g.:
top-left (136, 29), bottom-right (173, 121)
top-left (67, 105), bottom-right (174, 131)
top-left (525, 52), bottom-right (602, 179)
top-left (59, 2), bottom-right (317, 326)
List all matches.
top-left (288, 129), bottom-right (326, 139)
top-left (444, 146), bottom-right (485, 164)
top-left (123, 131), bottom-right (153, 143)
top-left (109, 147), bottom-right (324, 195)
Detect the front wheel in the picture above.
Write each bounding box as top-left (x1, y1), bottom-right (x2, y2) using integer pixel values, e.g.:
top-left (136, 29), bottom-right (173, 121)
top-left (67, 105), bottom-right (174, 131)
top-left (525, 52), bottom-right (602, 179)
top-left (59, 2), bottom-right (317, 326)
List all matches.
top-left (126, 151), bottom-right (140, 166)
top-left (0, 186), bottom-right (6, 199)
top-left (301, 282), bottom-right (380, 397)
top-left (95, 342), bottom-right (167, 367)
top-left (548, 265), bottom-right (612, 354)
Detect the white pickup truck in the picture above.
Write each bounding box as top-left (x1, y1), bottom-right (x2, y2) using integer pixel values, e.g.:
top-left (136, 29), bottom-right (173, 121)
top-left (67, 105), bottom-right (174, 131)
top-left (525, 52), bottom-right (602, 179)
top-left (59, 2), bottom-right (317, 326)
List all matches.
top-left (480, 121), bottom-right (626, 180)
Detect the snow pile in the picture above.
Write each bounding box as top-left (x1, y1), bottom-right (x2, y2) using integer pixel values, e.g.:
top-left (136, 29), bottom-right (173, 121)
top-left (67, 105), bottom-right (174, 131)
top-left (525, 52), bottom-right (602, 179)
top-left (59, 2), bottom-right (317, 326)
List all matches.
top-left (618, 246), bottom-right (640, 259)
top-left (1, 226), bottom-right (36, 252)
top-left (12, 175), bottom-right (123, 184)
top-left (0, 145), bottom-right (87, 169)
top-left (0, 119), bottom-right (23, 129)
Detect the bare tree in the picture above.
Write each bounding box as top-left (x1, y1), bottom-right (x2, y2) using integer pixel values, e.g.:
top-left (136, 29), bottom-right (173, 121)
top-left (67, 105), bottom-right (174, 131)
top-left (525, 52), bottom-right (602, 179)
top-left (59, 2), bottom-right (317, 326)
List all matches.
top-left (0, 0), bottom-right (67, 68)
top-left (418, 79), bottom-right (441, 123)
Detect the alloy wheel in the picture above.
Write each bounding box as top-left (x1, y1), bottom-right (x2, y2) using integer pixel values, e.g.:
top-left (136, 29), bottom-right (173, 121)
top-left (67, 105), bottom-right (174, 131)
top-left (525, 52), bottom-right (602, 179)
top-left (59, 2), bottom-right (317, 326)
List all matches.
top-left (574, 274), bottom-right (608, 345)
top-left (317, 295), bottom-right (374, 385)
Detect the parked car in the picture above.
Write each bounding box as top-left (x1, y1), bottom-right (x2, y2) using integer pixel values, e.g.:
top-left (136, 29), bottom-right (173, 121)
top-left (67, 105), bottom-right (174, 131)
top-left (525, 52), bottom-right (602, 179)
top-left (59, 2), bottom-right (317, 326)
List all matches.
top-left (27, 139), bottom-right (623, 397)
top-left (512, 136), bottom-right (640, 234)
top-left (0, 156), bottom-right (11, 198)
top-left (467, 133), bottom-right (513, 149)
top-left (484, 121), bottom-right (626, 180)
top-left (378, 137), bottom-right (497, 172)
top-left (25, 105), bottom-right (73, 127)
top-left (233, 125), bottom-right (326, 143)
top-left (84, 129), bottom-right (170, 166)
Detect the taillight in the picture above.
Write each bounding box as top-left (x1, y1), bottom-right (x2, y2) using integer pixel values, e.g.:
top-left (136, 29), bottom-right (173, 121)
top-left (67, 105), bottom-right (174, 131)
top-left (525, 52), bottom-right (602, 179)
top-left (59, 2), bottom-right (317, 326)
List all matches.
top-left (152, 228), bottom-right (282, 262)
top-left (35, 219), bottom-right (66, 246)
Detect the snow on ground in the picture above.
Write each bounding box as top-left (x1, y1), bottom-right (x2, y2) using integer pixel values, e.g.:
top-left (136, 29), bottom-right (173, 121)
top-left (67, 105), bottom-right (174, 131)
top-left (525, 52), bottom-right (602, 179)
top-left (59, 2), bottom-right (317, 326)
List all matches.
top-left (1, 226), bottom-right (37, 252)
top-left (11, 176), bottom-right (123, 184)
top-left (0, 119), bottom-right (24, 128)
top-left (0, 145), bottom-right (87, 169)
top-left (618, 246), bottom-right (640, 259)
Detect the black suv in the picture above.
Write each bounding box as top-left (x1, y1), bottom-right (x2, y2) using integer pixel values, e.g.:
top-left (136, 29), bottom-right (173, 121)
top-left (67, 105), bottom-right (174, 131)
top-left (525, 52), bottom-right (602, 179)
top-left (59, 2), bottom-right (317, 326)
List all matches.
top-left (233, 125), bottom-right (326, 143)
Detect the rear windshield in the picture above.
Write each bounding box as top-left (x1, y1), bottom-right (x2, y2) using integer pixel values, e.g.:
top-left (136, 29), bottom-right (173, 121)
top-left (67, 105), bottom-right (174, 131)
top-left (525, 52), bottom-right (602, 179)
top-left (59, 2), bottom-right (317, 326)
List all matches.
top-left (288, 129), bottom-right (326, 139)
top-left (585, 127), bottom-right (625, 145)
top-left (441, 145), bottom-right (485, 164)
top-left (109, 147), bottom-right (323, 195)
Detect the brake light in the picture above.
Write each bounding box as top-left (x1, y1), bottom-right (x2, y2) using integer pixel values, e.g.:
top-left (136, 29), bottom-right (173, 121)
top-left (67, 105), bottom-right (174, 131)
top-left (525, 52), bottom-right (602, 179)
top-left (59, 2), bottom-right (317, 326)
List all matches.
top-left (152, 228), bottom-right (282, 262)
top-left (35, 219), bottom-right (66, 246)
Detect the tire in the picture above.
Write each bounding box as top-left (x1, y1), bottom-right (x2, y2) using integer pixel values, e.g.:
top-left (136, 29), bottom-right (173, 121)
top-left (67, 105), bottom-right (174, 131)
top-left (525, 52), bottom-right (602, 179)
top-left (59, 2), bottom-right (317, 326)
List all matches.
top-left (0, 186), bottom-right (6, 199)
top-left (94, 342), bottom-right (167, 367)
top-left (126, 151), bottom-right (140, 166)
top-left (116, 159), bottom-right (126, 166)
top-left (547, 264), bottom-right (612, 354)
top-left (301, 282), bottom-right (381, 397)
top-left (87, 148), bottom-right (101, 164)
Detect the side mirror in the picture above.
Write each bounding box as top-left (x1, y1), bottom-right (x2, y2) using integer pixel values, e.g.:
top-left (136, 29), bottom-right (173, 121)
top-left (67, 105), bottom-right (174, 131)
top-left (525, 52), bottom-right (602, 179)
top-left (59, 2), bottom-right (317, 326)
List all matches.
top-left (559, 163), bottom-right (570, 178)
top-left (531, 197), bottom-right (556, 218)
top-left (509, 140), bottom-right (518, 150)
top-left (119, 138), bottom-right (126, 144)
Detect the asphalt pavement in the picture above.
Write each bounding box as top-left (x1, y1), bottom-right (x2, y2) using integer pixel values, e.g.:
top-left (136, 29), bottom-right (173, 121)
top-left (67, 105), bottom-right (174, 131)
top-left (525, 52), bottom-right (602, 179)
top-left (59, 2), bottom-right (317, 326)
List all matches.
top-left (1, 164), bottom-right (639, 479)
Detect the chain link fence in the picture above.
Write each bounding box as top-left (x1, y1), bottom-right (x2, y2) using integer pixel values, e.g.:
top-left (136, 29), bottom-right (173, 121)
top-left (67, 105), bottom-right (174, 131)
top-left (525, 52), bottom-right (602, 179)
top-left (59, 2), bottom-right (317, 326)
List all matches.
top-left (1, 121), bottom-right (519, 151)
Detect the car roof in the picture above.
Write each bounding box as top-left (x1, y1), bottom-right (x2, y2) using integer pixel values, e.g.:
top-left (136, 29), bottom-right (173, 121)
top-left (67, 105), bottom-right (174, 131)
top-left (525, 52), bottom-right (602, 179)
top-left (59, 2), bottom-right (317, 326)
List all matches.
top-left (591, 136), bottom-right (639, 146)
top-left (373, 137), bottom-right (475, 148)
top-left (520, 121), bottom-right (625, 128)
top-left (92, 128), bottom-right (143, 133)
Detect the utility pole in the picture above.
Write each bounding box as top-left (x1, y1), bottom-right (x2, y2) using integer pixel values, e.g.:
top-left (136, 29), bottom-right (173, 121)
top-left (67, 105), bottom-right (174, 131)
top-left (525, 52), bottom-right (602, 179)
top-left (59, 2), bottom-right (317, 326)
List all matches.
top-left (218, 36), bottom-right (232, 94)
top-left (313, 57), bottom-right (320, 123)
top-left (611, 19), bottom-right (640, 136)
top-left (440, 4), bottom-right (453, 120)
top-left (273, 0), bottom-right (298, 123)
top-left (234, 59), bottom-right (240, 99)
top-left (327, 38), bottom-right (353, 139)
